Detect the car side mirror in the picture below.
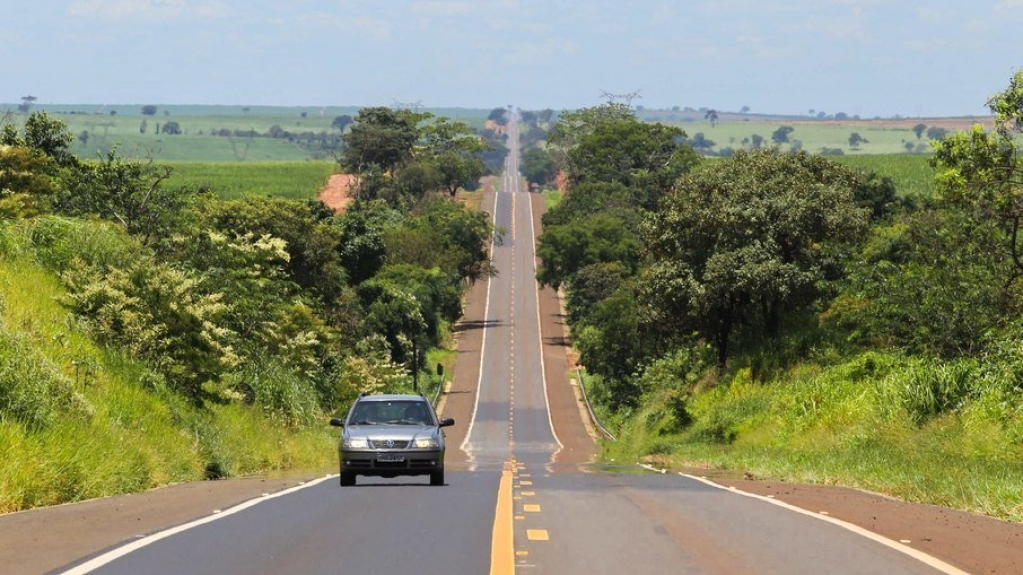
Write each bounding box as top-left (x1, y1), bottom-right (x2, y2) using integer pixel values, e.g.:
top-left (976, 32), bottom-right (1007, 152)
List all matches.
top-left (329, 418), bottom-right (344, 428)
top-left (439, 418), bottom-right (455, 428)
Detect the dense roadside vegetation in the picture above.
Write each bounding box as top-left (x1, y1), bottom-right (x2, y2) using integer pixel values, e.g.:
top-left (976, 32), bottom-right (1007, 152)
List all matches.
top-left (0, 108), bottom-right (496, 511)
top-left (534, 76), bottom-right (1023, 522)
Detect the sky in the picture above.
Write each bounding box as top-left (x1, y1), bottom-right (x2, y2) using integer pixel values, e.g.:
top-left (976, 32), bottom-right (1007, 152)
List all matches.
top-left (4, 0), bottom-right (1023, 117)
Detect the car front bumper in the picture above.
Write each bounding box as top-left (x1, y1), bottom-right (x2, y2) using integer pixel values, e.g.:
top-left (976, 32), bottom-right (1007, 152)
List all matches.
top-left (340, 449), bottom-right (444, 476)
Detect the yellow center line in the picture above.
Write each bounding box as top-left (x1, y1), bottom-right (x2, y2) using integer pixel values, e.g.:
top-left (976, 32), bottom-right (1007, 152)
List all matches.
top-left (490, 468), bottom-right (514, 575)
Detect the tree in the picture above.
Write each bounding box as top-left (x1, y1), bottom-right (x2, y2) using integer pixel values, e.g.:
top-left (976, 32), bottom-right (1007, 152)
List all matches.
top-left (772, 126), bottom-right (795, 144)
top-left (520, 147), bottom-right (557, 186)
top-left (18, 95), bottom-right (37, 113)
top-left (913, 123), bottom-right (927, 139)
top-left (848, 132), bottom-right (868, 148)
top-left (2, 112), bottom-right (77, 167)
top-left (835, 210), bottom-right (1006, 358)
top-left (704, 109), bottom-right (719, 127)
top-left (162, 121), bottom-right (182, 135)
top-left (199, 197), bottom-right (347, 304)
top-left (56, 149), bottom-right (193, 244)
top-left (421, 117), bottom-right (487, 196)
top-left (341, 107), bottom-right (422, 174)
top-left (332, 115), bottom-right (353, 133)
top-left (932, 70), bottom-right (1023, 287)
top-left (687, 132), bottom-right (716, 153)
top-left (750, 134), bottom-right (764, 148)
top-left (642, 149), bottom-right (870, 367)
top-left (488, 107), bottom-right (509, 125)
top-left (536, 212), bottom-right (641, 290)
top-left (140, 119), bottom-right (148, 134)
top-left (549, 104), bottom-right (699, 205)
top-left (927, 126), bottom-right (948, 140)
top-left (141, 105), bottom-right (158, 116)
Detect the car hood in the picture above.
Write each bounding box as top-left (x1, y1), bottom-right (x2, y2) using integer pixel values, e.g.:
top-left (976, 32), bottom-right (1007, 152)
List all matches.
top-left (346, 424), bottom-right (436, 441)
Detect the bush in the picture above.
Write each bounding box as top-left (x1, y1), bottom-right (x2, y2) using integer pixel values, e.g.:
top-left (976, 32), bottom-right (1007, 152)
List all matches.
top-left (223, 361), bottom-right (321, 427)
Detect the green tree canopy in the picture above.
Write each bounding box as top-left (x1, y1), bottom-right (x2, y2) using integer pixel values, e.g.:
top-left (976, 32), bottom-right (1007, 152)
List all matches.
top-left (642, 148), bottom-right (870, 366)
top-left (341, 107), bottom-right (423, 173)
top-left (932, 70), bottom-right (1023, 287)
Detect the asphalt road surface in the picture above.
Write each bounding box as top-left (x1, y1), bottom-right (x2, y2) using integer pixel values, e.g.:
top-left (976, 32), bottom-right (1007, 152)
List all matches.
top-left (40, 114), bottom-right (1002, 574)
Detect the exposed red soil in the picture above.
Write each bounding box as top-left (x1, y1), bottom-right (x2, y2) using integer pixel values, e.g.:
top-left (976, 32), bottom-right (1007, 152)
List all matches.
top-left (484, 119), bottom-right (508, 136)
top-left (555, 170), bottom-right (568, 193)
top-left (316, 173), bottom-right (357, 213)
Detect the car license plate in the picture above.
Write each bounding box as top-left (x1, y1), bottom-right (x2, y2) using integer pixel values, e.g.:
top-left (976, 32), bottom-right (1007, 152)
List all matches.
top-left (377, 453), bottom-right (405, 462)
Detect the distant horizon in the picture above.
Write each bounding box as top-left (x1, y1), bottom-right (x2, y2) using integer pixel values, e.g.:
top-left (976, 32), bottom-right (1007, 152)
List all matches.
top-left (1, 101), bottom-right (995, 121)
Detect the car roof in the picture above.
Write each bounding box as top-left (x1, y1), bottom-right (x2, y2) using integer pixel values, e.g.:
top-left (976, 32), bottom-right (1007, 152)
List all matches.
top-left (356, 394), bottom-right (427, 403)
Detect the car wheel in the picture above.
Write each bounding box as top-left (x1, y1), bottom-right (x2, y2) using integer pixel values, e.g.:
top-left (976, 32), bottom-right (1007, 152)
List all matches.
top-left (340, 471), bottom-right (356, 486)
top-left (430, 470), bottom-right (444, 486)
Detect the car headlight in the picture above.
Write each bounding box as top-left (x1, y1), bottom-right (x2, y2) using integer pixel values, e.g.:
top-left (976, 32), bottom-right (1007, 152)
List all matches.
top-left (343, 437), bottom-right (369, 449)
top-left (414, 437), bottom-right (440, 449)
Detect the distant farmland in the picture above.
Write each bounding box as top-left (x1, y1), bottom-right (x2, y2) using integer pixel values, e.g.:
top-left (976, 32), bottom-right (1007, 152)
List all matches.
top-left (1, 104), bottom-right (492, 163)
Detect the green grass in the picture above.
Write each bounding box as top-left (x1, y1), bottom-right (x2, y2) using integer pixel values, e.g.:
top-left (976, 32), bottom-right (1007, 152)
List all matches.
top-left (542, 189), bottom-right (563, 211)
top-left (167, 161), bottom-right (337, 200)
top-left (602, 356), bottom-right (1023, 522)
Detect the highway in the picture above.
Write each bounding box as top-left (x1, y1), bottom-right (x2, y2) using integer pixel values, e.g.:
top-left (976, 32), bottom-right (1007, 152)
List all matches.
top-left (54, 113), bottom-right (970, 575)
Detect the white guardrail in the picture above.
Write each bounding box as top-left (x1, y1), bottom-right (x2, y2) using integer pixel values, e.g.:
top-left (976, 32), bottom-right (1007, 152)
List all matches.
top-left (575, 368), bottom-right (615, 441)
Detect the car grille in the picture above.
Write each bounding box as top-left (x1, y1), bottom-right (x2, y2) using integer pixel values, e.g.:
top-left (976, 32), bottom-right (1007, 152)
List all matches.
top-left (369, 439), bottom-right (411, 449)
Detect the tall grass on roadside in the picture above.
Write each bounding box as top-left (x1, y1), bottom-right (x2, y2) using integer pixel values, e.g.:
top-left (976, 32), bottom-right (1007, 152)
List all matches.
top-left (605, 352), bottom-right (1023, 522)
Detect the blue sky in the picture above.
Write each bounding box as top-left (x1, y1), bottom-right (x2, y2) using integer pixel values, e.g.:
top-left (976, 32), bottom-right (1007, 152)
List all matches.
top-left (4, 1), bottom-right (1022, 117)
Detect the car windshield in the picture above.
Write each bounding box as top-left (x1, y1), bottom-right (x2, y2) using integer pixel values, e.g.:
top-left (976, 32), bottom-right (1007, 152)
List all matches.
top-left (350, 400), bottom-right (432, 425)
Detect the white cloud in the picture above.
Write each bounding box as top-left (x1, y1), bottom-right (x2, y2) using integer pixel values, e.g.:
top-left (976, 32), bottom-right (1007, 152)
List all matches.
top-left (66, 0), bottom-right (232, 22)
top-left (410, 1), bottom-right (476, 16)
top-left (352, 16), bottom-right (392, 41)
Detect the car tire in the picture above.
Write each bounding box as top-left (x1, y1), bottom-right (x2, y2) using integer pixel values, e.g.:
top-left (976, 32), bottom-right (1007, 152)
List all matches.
top-left (430, 470), bottom-right (444, 486)
top-left (340, 471), bottom-right (356, 486)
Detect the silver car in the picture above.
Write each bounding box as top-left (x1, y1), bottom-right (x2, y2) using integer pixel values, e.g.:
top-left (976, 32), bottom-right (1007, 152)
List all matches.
top-left (329, 393), bottom-right (454, 486)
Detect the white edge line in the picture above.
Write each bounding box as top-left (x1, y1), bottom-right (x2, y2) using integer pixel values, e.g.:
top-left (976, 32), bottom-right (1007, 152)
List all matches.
top-left (61, 474), bottom-right (336, 575)
top-left (676, 471), bottom-right (970, 575)
top-left (459, 171), bottom-right (500, 465)
top-left (526, 176), bottom-right (564, 457)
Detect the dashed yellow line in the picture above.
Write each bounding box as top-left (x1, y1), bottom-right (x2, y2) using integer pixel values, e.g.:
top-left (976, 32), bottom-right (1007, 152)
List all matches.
top-left (527, 529), bottom-right (549, 541)
top-left (523, 504), bottom-right (541, 513)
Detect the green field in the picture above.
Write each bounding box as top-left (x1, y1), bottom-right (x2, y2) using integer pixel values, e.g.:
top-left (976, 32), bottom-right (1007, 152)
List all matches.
top-left (167, 161), bottom-right (337, 201)
top-left (673, 119), bottom-right (942, 155)
top-left (832, 154), bottom-right (937, 198)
